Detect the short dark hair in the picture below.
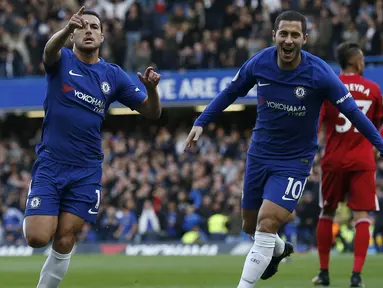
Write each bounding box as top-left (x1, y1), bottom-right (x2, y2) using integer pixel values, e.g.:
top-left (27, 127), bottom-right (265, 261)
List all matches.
top-left (336, 42), bottom-right (361, 69)
top-left (274, 11), bottom-right (307, 34)
top-left (83, 10), bottom-right (103, 31)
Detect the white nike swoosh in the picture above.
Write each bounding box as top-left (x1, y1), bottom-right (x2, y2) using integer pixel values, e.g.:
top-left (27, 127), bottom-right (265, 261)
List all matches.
top-left (258, 82), bottom-right (270, 87)
top-left (135, 87), bottom-right (140, 92)
top-left (282, 195), bottom-right (295, 201)
top-left (69, 70), bottom-right (83, 77)
top-left (88, 209), bottom-right (98, 214)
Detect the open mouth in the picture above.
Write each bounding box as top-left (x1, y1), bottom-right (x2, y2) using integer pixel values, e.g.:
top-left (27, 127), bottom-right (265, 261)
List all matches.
top-left (84, 37), bottom-right (94, 43)
top-left (282, 47), bottom-right (294, 56)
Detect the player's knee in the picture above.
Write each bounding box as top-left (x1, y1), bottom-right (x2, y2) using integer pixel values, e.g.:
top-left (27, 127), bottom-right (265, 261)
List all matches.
top-left (25, 231), bottom-right (51, 248)
top-left (24, 216), bottom-right (57, 248)
top-left (53, 233), bottom-right (76, 253)
top-left (353, 211), bottom-right (370, 222)
top-left (256, 217), bottom-right (280, 234)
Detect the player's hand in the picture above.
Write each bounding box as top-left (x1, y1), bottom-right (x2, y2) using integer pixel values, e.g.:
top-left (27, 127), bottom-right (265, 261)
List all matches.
top-left (137, 66), bottom-right (161, 89)
top-left (67, 6), bottom-right (87, 33)
top-left (184, 126), bottom-right (203, 152)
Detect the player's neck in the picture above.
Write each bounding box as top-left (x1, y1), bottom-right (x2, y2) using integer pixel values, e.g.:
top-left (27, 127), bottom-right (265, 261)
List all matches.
top-left (73, 47), bottom-right (100, 64)
top-left (277, 53), bottom-right (301, 71)
top-left (341, 68), bottom-right (359, 76)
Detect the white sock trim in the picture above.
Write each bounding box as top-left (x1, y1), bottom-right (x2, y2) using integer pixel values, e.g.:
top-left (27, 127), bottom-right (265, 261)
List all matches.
top-left (354, 218), bottom-right (371, 226)
top-left (254, 231), bottom-right (276, 248)
top-left (51, 249), bottom-right (71, 260)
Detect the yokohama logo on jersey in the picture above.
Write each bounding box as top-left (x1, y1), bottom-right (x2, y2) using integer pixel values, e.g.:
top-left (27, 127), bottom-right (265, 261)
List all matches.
top-left (335, 92), bottom-right (352, 104)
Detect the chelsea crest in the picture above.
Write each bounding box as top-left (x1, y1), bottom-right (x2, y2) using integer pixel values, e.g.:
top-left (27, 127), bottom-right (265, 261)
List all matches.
top-left (294, 86), bottom-right (306, 99)
top-left (101, 81), bottom-right (111, 95)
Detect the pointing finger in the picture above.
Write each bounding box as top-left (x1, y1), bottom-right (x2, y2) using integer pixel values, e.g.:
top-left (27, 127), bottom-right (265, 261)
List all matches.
top-left (184, 132), bottom-right (195, 151)
top-left (193, 131), bottom-right (200, 141)
top-left (77, 6), bottom-right (85, 16)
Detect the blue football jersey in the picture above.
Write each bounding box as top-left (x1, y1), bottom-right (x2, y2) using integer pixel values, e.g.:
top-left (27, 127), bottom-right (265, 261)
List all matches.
top-left (37, 48), bottom-right (147, 167)
top-left (225, 47), bottom-right (357, 171)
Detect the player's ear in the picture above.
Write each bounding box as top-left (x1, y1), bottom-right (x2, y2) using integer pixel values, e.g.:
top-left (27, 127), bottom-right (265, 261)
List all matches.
top-left (272, 30), bottom-right (276, 43)
top-left (357, 59), bottom-right (364, 75)
top-left (100, 33), bottom-right (104, 43)
top-left (302, 33), bottom-right (308, 45)
top-left (70, 33), bottom-right (75, 43)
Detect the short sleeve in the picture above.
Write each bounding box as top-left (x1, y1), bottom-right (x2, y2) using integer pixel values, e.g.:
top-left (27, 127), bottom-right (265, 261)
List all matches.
top-left (373, 85), bottom-right (383, 128)
top-left (116, 68), bottom-right (147, 110)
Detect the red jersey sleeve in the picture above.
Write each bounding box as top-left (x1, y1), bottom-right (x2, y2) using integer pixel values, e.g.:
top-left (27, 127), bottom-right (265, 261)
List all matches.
top-left (372, 85), bottom-right (383, 129)
top-left (319, 100), bottom-right (327, 132)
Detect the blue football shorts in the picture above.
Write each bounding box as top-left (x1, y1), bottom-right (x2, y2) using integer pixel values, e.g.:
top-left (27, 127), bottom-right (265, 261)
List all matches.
top-left (242, 154), bottom-right (309, 212)
top-left (24, 157), bottom-right (102, 224)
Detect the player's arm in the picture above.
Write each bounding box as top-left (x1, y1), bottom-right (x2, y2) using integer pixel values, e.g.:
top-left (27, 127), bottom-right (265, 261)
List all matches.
top-left (117, 67), bottom-right (161, 120)
top-left (184, 58), bottom-right (257, 150)
top-left (324, 68), bottom-right (383, 155)
top-left (43, 6), bottom-right (86, 67)
top-left (372, 87), bottom-right (383, 129)
top-left (134, 67), bottom-right (162, 119)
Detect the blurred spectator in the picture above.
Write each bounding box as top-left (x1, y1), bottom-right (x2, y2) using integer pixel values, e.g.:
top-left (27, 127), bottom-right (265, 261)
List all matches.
top-left (138, 199), bottom-right (161, 242)
top-left (373, 189), bottom-right (383, 253)
top-left (207, 209), bottom-right (229, 241)
top-left (295, 192), bottom-right (321, 251)
top-left (0, 0), bottom-right (382, 78)
top-left (225, 204), bottom-right (243, 243)
top-left (98, 205), bottom-right (119, 241)
top-left (114, 199), bottom-right (138, 242)
top-left (181, 225), bottom-right (208, 244)
top-left (2, 206), bottom-right (24, 245)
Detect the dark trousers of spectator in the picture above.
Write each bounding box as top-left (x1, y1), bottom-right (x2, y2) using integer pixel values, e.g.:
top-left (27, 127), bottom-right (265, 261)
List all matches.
top-left (373, 219), bottom-right (383, 253)
top-left (298, 226), bottom-right (315, 250)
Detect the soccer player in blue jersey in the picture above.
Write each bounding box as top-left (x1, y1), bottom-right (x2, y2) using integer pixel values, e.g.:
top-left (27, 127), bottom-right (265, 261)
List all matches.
top-left (23, 7), bottom-right (161, 287)
top-left (184, 11), bottom-right (383, 288)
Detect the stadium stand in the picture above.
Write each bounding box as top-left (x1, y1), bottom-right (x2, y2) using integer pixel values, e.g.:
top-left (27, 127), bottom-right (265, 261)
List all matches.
top-left (0, 0), bottom-right (382, 77)
top-left (1, 0), bottom-right (383, 254)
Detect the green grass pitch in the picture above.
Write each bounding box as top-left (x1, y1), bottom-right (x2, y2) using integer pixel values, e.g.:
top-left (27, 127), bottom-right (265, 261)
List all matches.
top-left (1, 254), bottom-right (382, 287)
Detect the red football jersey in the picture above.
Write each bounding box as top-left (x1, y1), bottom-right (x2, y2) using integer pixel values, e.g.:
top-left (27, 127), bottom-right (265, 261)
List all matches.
top-left (320, 73), bottom-right (383, 171)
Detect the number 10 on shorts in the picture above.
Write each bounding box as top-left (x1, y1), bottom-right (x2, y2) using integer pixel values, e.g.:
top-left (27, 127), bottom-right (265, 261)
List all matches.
top-left (282, 177), bottom-right (306, 201)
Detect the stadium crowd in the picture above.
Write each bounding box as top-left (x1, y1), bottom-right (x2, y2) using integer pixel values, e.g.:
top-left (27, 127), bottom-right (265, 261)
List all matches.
top-left (1, 113), bottom-right (383, 252)
top-left (0, 0), bottom-right (382, 77)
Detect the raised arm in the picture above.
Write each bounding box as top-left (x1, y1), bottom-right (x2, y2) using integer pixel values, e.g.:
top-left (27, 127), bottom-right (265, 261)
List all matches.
top-left (43, 6), bottom-right (86, 67)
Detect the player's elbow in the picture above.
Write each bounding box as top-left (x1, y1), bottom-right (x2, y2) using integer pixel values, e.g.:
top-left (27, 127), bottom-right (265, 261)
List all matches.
top-left (43, 50), bottom-right (60, 68)
top-left (145, 107), bottom-right (162, 120)
top-left (152, 107), bottom-right (162, 120)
